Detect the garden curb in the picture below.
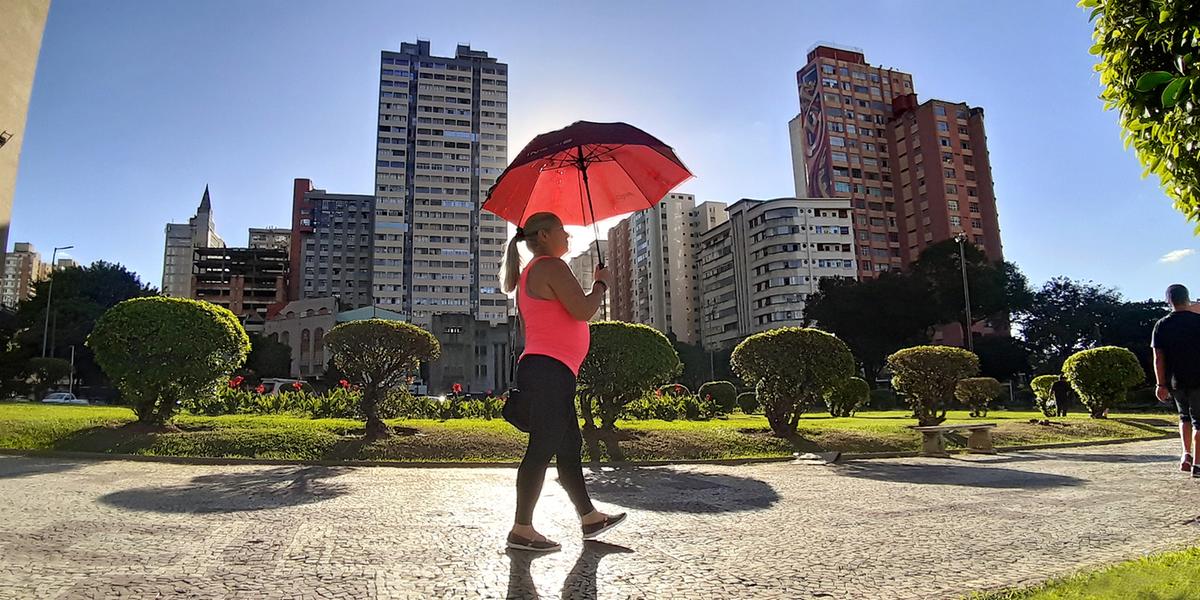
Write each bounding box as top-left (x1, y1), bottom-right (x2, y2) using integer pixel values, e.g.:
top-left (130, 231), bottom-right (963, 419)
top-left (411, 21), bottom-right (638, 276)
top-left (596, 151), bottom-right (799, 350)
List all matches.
top-left (0, 432), bottom-right (1173, 469)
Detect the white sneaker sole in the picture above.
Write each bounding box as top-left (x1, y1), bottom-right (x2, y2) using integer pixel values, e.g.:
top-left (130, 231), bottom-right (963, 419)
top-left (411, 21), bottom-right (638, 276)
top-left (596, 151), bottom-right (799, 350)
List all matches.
top-left (506, 540), bottom-right (561, 552)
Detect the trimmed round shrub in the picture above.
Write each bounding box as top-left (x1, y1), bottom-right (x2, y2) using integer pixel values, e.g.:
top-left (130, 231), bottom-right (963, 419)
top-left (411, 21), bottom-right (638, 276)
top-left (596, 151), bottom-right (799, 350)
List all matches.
top-left (888, 345), bottom-right (980, 426)
top-left (623, 392), bottom-right (683, 421)
top-left (731, 327), bottom-right (855, 436)
top-left (737, 391), bottom-right (759, 414)
top-left (324, 319), bottom-right (440, 436)
top-left (1062, 346), bottom-right (1144, 419)
top-left (1030, 374), bottom-right (1059, 418)
top-left (88, 297), bottom-right (250, 424)
top-left (955, 377), bottom-right (1002, 418)
top-left (657, 383), bottom-right (692, 398)
top-left (577, 322), bottom-right (681, 430)
top-left (825, 377), bottom-right (870, 418)
top-left (699, 381), bottom-right (738, 414)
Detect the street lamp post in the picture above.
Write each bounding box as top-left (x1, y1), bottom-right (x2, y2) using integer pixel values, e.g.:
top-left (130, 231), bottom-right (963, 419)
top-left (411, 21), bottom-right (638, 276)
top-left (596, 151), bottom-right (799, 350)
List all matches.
top-left (953, 233), bottom-right (973, 352)
top-left (41, 245), bottom-right (74, 358)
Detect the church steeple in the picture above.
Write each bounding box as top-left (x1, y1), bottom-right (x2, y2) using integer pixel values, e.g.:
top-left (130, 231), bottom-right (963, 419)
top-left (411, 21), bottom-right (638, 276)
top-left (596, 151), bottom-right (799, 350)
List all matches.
top-left (197, 184), bottom-right (212, 213)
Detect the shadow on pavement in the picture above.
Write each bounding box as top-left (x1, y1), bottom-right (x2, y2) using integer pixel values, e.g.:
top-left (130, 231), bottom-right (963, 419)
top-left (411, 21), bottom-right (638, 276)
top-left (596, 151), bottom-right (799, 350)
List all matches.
top-left (833, 461), bottom-right (1084, 489)
top-left (506, 541), bottom-right (635, 600)
top-left (98, 466), bottom-right (350, 513)
top-left (0, 457), bottom-right (83, 479)
top-left (583, 468), bottom-right (779, 513)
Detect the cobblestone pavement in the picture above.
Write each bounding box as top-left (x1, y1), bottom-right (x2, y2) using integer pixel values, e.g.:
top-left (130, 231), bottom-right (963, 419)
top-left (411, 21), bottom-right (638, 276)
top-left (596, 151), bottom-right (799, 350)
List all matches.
top-left (2, 439), bottom-right (1200, 599)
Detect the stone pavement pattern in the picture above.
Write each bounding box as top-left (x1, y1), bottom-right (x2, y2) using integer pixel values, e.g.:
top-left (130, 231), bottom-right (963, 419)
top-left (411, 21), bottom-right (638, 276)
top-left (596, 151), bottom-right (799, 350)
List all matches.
top-left (1, 439), bottom-right (1199, 599)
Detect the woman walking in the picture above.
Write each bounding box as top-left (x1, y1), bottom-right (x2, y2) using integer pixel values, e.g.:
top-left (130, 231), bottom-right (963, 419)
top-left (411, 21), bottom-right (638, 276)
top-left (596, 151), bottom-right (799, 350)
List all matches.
top-left (502, 211), bottom-right (626, 552)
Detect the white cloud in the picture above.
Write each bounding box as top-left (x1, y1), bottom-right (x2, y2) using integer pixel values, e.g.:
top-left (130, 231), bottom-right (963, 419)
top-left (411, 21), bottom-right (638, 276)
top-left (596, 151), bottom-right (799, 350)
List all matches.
top-left (1160, 249), bottom-right (1197, 264)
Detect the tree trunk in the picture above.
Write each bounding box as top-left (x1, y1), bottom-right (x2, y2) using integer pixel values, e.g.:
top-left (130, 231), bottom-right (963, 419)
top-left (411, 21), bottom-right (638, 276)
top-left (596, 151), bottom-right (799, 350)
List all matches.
top-left (362, 387), bottom-right (390, 438)
top-left (579, 394), bottom-right (596, 430)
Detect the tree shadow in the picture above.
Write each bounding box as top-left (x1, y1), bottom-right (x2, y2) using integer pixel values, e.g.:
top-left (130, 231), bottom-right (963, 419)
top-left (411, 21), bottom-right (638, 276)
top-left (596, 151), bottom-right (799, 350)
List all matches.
top-left (584, 467), bottom-right (779, 513)
top-left (832, 461), bottom-right (1084, 489)
top-left (505, 542), bottom-right (635, 600)
top-left (98, 466), bottom-right (350, 513)
top-left (0, 457), bottom-right (83, 479)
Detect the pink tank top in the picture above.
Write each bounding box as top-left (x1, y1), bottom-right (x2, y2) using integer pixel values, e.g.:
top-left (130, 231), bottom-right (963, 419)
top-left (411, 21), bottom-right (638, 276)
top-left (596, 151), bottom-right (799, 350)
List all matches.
top-left (517, 255), bottom-right (591, 375)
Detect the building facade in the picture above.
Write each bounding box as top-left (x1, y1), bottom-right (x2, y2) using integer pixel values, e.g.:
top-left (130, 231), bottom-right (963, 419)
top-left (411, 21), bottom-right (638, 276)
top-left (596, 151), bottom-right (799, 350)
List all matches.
top-left (290, 179), bottom-right (376, 309)
top-left (0, 0), bottom-right (51, 268)
top-left (789, 44), bottom-right (914, 279)
top-left (626, 193), bottom-right (704, 344)
top-left (192, 246), bottom-right (288, 328)
top-left (0, 242), bottom-right (47, 308)
top-left (426, 313), bottom-right (518, 395)
top-left (887, 94), bottom-right (1004, 265)
top-left (374, 41), bottom-right (510, 327)
top-left (567, 240), bottom-right (609, 321)
top-left (698, 198), bottom-right (857, 350)
top-left (249, 227), bottom-right (291, 252)
top-left (263, 297), bottom-right (337, 378)
top-left (162, 186), bottom-right (225, 298)
top-left (608, 220), bottom-right (634, 322)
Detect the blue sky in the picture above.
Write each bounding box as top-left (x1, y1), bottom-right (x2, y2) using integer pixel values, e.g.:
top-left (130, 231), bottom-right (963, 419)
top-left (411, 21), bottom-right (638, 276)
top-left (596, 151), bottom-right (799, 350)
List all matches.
top-left (13, 0), bottom-right (1198, 301)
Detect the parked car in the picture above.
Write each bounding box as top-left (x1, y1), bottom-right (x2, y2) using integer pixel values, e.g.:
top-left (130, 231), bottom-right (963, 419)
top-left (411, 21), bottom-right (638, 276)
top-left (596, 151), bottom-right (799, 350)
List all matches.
top-left (41, 392), bottom-right (88, 405)
top-left (259, 378), bottom-right (316, 395)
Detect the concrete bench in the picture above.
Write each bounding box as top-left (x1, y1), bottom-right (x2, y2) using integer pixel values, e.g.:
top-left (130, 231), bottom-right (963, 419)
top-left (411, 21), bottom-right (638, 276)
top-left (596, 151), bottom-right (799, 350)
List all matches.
top-left (909, 423), bottom-right (998, 457)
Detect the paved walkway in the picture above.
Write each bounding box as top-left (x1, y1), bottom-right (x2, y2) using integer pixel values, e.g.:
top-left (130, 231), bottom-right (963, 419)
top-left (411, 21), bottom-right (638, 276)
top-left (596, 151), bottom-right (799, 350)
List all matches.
top-left (1, 439), bottom-right (1199, 599)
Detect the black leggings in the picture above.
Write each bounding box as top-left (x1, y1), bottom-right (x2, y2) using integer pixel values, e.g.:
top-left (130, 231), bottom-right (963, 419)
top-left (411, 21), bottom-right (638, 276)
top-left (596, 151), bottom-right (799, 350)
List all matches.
top-left (514, 354), bottom-right (595, 526)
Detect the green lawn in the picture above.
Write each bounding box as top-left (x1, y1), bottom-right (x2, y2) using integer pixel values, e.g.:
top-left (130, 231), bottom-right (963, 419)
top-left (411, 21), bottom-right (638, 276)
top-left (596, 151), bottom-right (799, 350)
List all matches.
top-left (0, 402), bottom-right (1173, 463)
top-left (967, 546), bottom-right (1200, 599)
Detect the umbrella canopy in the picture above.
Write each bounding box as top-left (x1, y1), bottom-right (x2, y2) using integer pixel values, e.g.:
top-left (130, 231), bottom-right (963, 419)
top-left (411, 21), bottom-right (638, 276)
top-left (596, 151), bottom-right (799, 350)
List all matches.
top-left (483, 121), bottom-right (692, 227)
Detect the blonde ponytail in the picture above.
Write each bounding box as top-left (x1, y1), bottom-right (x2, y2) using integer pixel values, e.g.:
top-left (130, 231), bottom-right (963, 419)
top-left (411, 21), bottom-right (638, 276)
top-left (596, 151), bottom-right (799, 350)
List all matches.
top-left (498, 212), bottom-right (563, 294)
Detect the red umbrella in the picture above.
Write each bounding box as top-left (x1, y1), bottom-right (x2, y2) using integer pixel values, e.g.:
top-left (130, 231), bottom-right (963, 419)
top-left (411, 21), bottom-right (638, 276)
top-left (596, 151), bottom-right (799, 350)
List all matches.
top-left (483, 121), bottom-right (692, 265)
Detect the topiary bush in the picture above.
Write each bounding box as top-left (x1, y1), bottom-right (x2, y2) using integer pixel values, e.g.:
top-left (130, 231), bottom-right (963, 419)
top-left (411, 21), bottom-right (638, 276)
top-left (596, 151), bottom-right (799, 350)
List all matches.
top-left (731, 327), bottom-right (855, 436)
top-left (955, 377), bottom-right (1003, 418)
top-left (737, 391), bottom-right (759, 414)
top-left (324, 319), bottom-right (440, 437)
top-left (887, 345), bottom-right (980, 426)
top-left (699, 381), bottom-right (738, 414)
top-left (1062, 346), bottom-right (1145, 419)
top-left (88, 297), bottom-right (250, 424)
top-left (1031, 374), bottom-right (1059, 417)
top-left (825, 377), bottom-right (870, 418)
top-left (576, 322), bottom-right (681, 431)
top-left (1084, 0), bottom-right (1200, 226)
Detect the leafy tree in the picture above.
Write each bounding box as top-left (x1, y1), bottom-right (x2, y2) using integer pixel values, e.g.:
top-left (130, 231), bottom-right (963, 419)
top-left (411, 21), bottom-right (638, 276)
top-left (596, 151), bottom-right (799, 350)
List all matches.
top-left (245, 333), bottom-right (292, 379)
top-left (1084, 0), bottom-right (1200, 227)
top-left (910, 240), bottom-right (1032, 341)
top-left (671, 339), bottom-right (709, 390)
top-left (805, 274), bottom-right (940, 384)
top-left (25, 357), bottom-right (71, 400)
top-left (88, 297), bottom-right (249, 424)
top-left (1062, 346), bottom-right (1145, 418)
top-left (1031, 374), bottom-right (1060, 417)
top-left (1017, 277), bottom-right (1123, 373)
top-left (825, 376), bottom-right (870, 418)
top-left (576, 322), bottom-right (680, 431)
top-left (323, 319), bottom-right (440, 437)
top-left (731, 327), bottom-right (855, 436)
top-left (973, 335), bottom-right (1031, 381)
top-left (1099, 299), bottom-right (1166, 382)
top-left (955, 377), bottom-right (1003, 418)
top-left (16, 261), bottom-right (156, 387)
top-left (888, 346), bottom-right (980, 426)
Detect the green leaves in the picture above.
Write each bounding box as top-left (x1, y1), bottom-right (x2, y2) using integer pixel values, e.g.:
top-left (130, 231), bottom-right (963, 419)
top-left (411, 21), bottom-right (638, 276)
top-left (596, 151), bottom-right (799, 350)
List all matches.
top-left (1162, 76), bottom-right (1188, 107)
top-left (1062, 346), bottom-right (1144, 418)
top-left (576, 321), bottom-right (681, 430)
top-left (1135, 70), bottom-right (1173, 92)
top-left (888, 346), bottom-right (980, 426)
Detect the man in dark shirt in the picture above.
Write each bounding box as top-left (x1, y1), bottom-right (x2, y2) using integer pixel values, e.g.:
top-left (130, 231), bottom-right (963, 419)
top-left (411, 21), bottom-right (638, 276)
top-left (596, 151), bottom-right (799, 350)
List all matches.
top-left (1051, 376), bottom-right (1073, 417)
top-left (1151, 284), bottom-right (1200, 476)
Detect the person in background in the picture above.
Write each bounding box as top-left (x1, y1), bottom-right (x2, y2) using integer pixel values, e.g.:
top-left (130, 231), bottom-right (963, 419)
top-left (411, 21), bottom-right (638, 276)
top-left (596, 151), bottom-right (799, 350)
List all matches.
top-left (1151, 284), bottom-right (1200, 477)
top-left (499, 211), bottom-right (627, 552)
top-left (1051, 375), bottom-right (1073, 418)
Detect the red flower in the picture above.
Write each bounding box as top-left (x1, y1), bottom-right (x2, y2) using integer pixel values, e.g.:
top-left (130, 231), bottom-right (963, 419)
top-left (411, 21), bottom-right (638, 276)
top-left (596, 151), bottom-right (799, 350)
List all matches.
top-left (705, 394), bottom-right (712, 401)
top-left (291, 382), bottom-right (302, 391)
top-left (655, 389), bottom-right (663, 398)
top-left (486, 389), bottom-right (493, 396)
top-left (228, 375), bottom-right (245, 389)
top-left (452, 383), bottom-right (463, 394)
top-left (674, 385), bottom-right (683, 394)
top-left (339, 379), bottom-right (350, 389)
top-left (255, 384), bottom-right (266, 394)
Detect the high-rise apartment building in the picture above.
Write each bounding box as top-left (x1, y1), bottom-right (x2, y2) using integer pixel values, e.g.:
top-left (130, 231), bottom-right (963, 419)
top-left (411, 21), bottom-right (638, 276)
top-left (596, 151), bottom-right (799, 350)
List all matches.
top-left (568, 240), bottom-right (609, 321)
top-left (0, 0), bottom-right (51, 268)
top-left (789, 45), bottom-right (914, 279)
top-left (192, 246), bottom-right (288, 328)
top-left (162, 186), bottom-right (225, 298)
top-left (374, 41), bottom-right (510, 327)
top-left (608, 220), bottom-right (634, 323)
top-left (289, 179), bottom-right (375, 309)
top-left (249, 228), bottom-right (291, 252)
top-left (698, 198), bottom-right (857, 350)
top-left (0, 242), bottom-right (48, 308)
top-left (625, 193), bottom-right (705, 344)
top-left (887, 94), bottom-right (1003, 264)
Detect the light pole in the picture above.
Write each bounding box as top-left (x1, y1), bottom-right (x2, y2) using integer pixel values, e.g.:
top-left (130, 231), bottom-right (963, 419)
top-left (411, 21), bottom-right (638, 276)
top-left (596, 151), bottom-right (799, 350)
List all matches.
top-left (41, 245), bottom-right (74, 358)
top-left (953, 233), bottom-right (973, 352)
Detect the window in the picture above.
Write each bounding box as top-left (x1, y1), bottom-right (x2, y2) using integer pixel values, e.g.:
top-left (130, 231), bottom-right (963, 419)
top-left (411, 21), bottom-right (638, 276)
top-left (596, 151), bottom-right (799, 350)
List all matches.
top-left (942, 152), bottom-right (954, 164)
top-left (961, 140), bottom-right (971, 150)
top-left (936, 121), bottom-right (949, 132)
top-left (971, 218), bottom-right (983, 229)
top-left (944, 168), bottom-right (956, 178)
top-left (933, 105), bottom-right (947, 116)
top-left (967, 187), bottom-right (978, 197)
top-left (830, 136), bottom-right (846, 147)
top-left (958, 126), bottom-right (969, 135)
top-left (939, 138), bottom-right (951, 147)
top-left (947, 200), bottom-right (959, 211)
top-left (832, 151), bottom-right (848, 162)
top-left (970, 202), bottom-right (980, 213)
top-left (945, 183), bottom-right (958, 194)
top-left (834, 181), bottom-right (852, 193)
top-left (829, 122), bottom-right (845, 133)
top-left (822, 64), bottom-right (835, 74)
top-left (949, 215), bottom-right (961, 227)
